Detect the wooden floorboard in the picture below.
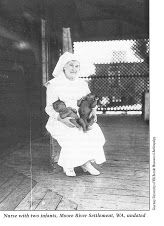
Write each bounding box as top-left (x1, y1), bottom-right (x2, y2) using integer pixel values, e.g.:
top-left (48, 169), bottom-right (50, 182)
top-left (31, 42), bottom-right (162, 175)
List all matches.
top-left (0, 115), bottom-right (149, 210)
top-left (77, 198), bottom-right (149, 211)
top-left (16, 185), bottom-right (78, 211)
top-left (0, 165), bottom-right (36, 210)
top-left (0, 172), bottom-right (25, 203)
top-left (56, 198), bottom-right (78, 210)
top-left (15, 185), bottom-right (49, 211)
top-left (35, 189), bottom-right (62, 211)
top-left (0, 179), bottom-right (36, 211)
top-left (0, 165), bottom-right (16, 187)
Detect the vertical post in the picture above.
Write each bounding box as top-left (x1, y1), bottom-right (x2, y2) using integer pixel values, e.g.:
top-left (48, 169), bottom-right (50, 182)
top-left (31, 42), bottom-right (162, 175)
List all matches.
top-left (62, 27), bottom-right (73, 53)
top-left (45, 27), bottom-right (74, 167)
top-left (142, 92), bottom-right (149, 122)
top-left (41, 18), bottom-right (60, 166)
top-left (41, 19), bottom-right (49, 85)
top-left (41, 18), bottom-right (49, 136)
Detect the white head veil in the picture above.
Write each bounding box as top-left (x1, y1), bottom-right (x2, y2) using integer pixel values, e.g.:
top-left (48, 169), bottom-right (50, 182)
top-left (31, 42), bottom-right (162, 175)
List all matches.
top-left (52, 52), bottom-right (80, 78)
top-left (44, 52), bottom-right (81, 87)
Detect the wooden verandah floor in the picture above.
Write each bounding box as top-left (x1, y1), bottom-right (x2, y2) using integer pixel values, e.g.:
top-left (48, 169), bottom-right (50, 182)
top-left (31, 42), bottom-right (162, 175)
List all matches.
top-left (0, 115), bottom-right (149, 211)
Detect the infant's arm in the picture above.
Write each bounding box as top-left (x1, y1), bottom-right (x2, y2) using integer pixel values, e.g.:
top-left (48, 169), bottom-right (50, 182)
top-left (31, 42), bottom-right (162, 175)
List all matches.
top-left (59, 108), bottom-right (72, 119)
top-left (67, 107), bottom-right (77, 113)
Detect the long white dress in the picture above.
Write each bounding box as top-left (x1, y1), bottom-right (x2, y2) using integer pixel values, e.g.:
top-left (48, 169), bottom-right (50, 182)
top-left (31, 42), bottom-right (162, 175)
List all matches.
top-left (45, 75), bottom-right (106, 169)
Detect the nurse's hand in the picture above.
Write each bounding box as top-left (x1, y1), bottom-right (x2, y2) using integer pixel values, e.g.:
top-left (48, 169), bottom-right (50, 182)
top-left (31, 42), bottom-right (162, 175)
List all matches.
top-left (57, 115), bottom-right (76, 128)
top-left (89, 108), bottom-right (97, 123)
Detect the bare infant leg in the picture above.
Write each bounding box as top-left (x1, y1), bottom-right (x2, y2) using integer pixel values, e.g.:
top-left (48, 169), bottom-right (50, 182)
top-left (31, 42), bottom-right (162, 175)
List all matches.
top-left (69, 118), bottom-right (81, 128)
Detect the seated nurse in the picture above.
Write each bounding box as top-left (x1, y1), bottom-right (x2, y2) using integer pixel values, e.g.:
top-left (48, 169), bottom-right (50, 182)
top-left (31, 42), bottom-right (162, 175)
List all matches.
top-left (45, 52), bottom-right (106, 177)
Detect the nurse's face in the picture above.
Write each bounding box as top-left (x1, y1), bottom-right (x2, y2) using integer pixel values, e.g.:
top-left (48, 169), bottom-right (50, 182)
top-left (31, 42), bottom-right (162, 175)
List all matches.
top-left (63, 60), bottom-right (80, 81)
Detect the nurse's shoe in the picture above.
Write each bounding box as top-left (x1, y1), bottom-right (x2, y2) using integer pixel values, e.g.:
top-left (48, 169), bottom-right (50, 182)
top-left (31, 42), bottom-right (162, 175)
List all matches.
top-left (81, 162), bottom-right (100, 176)
top-left (64, 168), bottom-right (76, 177)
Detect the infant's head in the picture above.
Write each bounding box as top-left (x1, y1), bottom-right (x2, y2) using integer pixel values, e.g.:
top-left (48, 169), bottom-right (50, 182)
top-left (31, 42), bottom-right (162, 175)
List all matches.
top-left (86, 93), bottom-right (98, 102)
top-left (53, 100), bottom-right (66, 112)
top-left (85, 93), bottom-right (96, 101)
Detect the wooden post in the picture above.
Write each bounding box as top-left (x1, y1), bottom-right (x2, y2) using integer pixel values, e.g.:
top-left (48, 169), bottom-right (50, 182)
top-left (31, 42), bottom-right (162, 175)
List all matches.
top-left (47, 28), bottom-right (73, 167)
top-left (41, 19), bottom-right (59, 166)
top-left (62, 27), bottom-right (73, 53)
top-left (144, 92), bottom-right (149, 121)
top-left (41, 19), bottom-right (49, 85)
top-left (142, 92), bottom-right (149, 121)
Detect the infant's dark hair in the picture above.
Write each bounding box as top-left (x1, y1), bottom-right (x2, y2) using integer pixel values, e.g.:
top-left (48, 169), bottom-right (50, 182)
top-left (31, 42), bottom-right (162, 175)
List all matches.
top-left (53, 99), bottom-right (66, 111)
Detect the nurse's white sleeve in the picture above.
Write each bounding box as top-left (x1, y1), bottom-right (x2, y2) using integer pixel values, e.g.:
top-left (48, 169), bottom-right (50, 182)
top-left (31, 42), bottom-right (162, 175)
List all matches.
top-left (45, 83), bottom-right (59, 119)
top-left (83, 80), bottom-right (91, 95)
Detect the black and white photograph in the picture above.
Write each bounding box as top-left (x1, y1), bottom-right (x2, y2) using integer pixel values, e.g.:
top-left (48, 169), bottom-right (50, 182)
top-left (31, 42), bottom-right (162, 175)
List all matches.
top-left (0, 0), bottom-right (160, 223)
